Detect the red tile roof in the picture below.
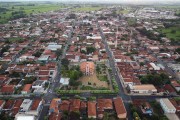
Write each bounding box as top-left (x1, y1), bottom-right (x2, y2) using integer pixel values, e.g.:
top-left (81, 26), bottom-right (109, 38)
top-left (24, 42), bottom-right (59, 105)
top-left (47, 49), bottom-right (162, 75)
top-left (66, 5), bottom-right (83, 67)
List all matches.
top-left (1, 85), bottom-right (14, 93)
top-left (113, 97), bottom-right (126, 118)
top-left (164, 84), bottom-right (176, 93)
top-left (31, 99), bottom-right (41, 110)
top-left (3, 100), bottom-right (14, 110)
top-left (22, 84), bottom-right (32, 92)
top-left (169, 99), bottom-right (180, 112)
top-left (49, 112), bottom-right (61, 120)
top-left (12, 99), bottom-right (23, 116)
top-left (97, 99), bottom-right (113, 110)
top-left (88, 101), bottom-right (96, 117)
top-left (70, 99), bottom-right (81, 112)
top-left (59, 100), bottom-right (70, 111)
top-left (0, 100), bottom-right (5, 106)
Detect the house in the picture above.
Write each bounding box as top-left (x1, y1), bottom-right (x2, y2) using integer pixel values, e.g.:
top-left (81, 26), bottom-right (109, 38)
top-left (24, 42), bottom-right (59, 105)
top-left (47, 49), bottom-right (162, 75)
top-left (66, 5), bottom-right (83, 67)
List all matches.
top-left (88, 101), bottom-right (96, 119)
top-left (113, 97), bottom-right (127, 119)
top-left (59, 100), bottom-right (70, 112)
top-left (49, 112), bottom-right (61, 120)
top-left (97, 99), bottom-right (113, 119)
top-left (169, 98), bottom-right (180, 112)
top-left (1, 85), bottom-right (15, 94)
top-left (19, 99), bottom-right (33, 112)
top-left (12, 99), bottom-right (23, 117)
top-left (140, 102), bottom-right (153, 115)
top-left (38, 55), bottom-right (49, 62)
top-left (32, 80), bottom-right (45, 89)
top-left (0, 75), bottom-right (9, 87)
top-left (171, 81), bottom-right (180, 92)
top-left (69, 99), bottom-right (81, 112)
top-left (59, 78), bottom-right (69, 86)
top-left (49, 98), bottom-right (61, 114)
top-left (160, 98), bottom-right (176, 113)
top-left (0, 100), bottom-right (5, 111)
top-left (128, 84), bottom-right (157, 94)
top-left (21, 84), bottom-right (32, 94)
top-left (3, 100), bottom-right (15, 111)
top-left (164, 84), bottom-right (177, 96)
top-left (26, 99), bottom-right (42, 116)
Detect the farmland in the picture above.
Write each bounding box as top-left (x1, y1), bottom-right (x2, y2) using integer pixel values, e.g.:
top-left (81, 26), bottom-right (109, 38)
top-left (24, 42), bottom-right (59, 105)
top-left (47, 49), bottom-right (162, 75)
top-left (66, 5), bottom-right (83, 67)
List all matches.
top-left (0, 3), bottom-right (65, 23)
top-left (72, 6), bottom-right (103, 12)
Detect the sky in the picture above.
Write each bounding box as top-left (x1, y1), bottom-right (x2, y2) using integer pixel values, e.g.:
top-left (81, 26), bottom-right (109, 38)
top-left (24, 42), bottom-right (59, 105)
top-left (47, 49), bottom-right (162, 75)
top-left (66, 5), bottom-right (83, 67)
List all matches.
top-left (1, 0), bottom-right (180, 4)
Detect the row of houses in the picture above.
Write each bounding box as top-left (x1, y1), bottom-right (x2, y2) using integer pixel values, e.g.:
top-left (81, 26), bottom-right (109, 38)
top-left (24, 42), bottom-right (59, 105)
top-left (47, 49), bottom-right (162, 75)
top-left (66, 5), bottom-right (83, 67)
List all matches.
top-left (49, 96), bottom-right (127, 120)
top-left (0, 99), bottom-right (43, 120)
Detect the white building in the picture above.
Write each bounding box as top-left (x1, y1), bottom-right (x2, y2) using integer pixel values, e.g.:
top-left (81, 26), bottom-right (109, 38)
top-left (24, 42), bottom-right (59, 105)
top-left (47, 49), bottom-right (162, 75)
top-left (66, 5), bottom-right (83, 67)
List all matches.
top-left (128, 84), bottom-right (157, 94)
top-left (15, 114), bottom-right (35, 120)
top-left (150, 62), bottom-right (161, 70)
top-left (46, 43), bottom-right (62, 51)
top-left (19, 99), bottom-right (32, 112)
top-left (60, 78), bottom-right (70, 86)
top-left (32, 80), bottom-right (45, 89)
top-left (160, 98), bottom-right (176, 113)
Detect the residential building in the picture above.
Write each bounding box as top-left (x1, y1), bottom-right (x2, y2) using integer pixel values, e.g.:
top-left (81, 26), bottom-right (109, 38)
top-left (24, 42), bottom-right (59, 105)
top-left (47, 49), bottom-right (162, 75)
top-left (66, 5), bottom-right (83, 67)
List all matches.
top-left (160, 98), bottom-right (176, 113)
top-left (88, 101), bottom-right (96, 119)
top-left (21, 84), bottom-right (32, 94)
top-left (128, 84), bottom-right (157, 94)
top-left (113, 97), bottom-right (127, 119)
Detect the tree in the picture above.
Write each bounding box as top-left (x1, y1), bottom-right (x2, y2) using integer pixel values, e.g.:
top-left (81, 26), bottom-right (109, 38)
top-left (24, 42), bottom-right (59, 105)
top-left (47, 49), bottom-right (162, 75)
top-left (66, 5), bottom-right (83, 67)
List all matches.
top-left (140, 62), bottom-right (145, 67)
top-left (140, 73), bottom-right (170, 86)
top-left (175, 48), bottom-right (180, 54)
top-left (133, 112), bottom-right (140, 120)
top-left (69, 111), bottom-right (80, 120)
top-left (33, 51), bottom-right (42, 57)
top-left (171, 29), bottom-right (176, 34)
top-left (61, 58), bottom-right (69, 66)
top-left (96, 66), bottom-right (100, 73)
top-left (86, 47), bottom-right (96, 54)
top-left (0, 45), bottom-right (10, 55)
top-left (55, 49), bottom-right (62, 58)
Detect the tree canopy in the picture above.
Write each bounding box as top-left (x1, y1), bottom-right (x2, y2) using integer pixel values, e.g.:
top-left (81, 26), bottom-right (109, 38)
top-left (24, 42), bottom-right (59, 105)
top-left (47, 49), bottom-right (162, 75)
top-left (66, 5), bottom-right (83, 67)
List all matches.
top-left (140, 73), bottom-right (170, 86)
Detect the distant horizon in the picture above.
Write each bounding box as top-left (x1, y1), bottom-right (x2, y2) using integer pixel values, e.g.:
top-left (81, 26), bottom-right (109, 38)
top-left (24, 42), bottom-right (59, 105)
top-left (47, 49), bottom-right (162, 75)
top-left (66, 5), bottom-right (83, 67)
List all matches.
top-left (0, 0), bottom-right (180, 5)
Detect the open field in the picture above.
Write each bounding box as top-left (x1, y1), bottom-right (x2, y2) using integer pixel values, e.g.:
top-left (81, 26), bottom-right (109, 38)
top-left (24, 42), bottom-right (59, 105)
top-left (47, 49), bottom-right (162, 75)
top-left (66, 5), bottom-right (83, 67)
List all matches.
top-left (72, 6), bottom-right (102, 12)
top-left (157, 27), bottom-right (180, 40)
top-left (0, 4), bottom-right (64, 23)
top-left (117, 9), bottom-right (130, 14)
top-left (154, 5), bottom-right (180, 9)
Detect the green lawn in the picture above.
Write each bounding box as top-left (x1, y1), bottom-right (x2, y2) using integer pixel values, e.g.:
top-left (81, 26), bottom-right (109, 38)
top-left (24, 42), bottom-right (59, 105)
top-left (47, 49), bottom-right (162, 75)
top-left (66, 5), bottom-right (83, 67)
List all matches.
top-left (158, 27), bottom-right (180, 41)
top-left (72, 7), bottom-right (102, 12)
top-left (98, 75), bottom-right (108, 82)
top-left (0, 4), bottom-right (64, 23)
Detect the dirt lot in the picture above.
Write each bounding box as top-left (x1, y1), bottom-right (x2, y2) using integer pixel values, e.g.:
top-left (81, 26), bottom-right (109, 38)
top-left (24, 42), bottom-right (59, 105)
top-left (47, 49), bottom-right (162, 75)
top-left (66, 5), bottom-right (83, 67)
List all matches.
top-left (78, 72), bottom-right (109, 88)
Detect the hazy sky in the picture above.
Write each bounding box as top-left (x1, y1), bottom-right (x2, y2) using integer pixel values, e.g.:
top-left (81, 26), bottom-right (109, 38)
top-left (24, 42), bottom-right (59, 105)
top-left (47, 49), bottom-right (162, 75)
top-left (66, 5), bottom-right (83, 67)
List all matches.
top-left (1, 0), bottom-right (180, 4)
